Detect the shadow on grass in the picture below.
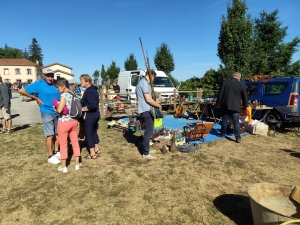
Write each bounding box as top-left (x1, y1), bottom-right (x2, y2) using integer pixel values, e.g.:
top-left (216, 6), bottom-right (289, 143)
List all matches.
top-left (279, 149), bottom-right (300, 159)
top-left (213, 194), bottom-right (253, 225)
top-left (123, 130), bottom-right (144, 155)
top-left (65, 139), bottom-right (86, 166)
top-left (11, 124), bottom-right (32, 132)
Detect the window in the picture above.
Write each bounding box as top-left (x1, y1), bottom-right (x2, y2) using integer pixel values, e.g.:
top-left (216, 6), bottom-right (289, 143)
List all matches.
top-left (27, 69), bottom-right (32, 75)
top-left (15, 68), bottom-right (20, 75)
top-left (4, 68), bottom-right (9, 75)
top-left (131, 74), bottom-right (140, 86)
top-left (263, 82), bottom-right (288, 95)
top-left (153, 77), bottom-right (174, 87)
top-left (246, 84), bottom-right (259, 96)
top-left (27, 79), bottom-right (33, 84)
top-left (56, 75), bottom-right (60, 79)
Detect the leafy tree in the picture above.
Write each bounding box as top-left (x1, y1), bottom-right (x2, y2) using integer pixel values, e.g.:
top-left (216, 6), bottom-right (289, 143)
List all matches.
top-left (23, 48), bottom-right (29, 59)
top-left (28, 38), bottom-right (43, 65)
top-left (106, 61), bottom-right (120, 81)
top-left (100, 64), bottom-right (106, 80)
top-left (166, 73), bottom-right (179, 88)
top-left (251, 10), bottom-right (300, 75)
top-left (93, 70), bottom-right (100, 86)
top-left (199, 69), bottom-right (222, 98)
top-left (217, 0), bottom-right (253, 79)
top-left (124, 53), bottom-right (138, 70)
top-left (287, 60), bottom-right (300, 76)
top-left (0, 45), bottom-right (23, 58)
top-left (179, 76), bottom-right (201, 97)
top-left (154, 42), bottom-right (175, 74)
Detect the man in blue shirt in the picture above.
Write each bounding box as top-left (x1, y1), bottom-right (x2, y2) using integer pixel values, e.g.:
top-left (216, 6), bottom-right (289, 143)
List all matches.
top-left (19, 68), bottom-right (61, 164)
top-left (136, 69), bottom-right (162, 159)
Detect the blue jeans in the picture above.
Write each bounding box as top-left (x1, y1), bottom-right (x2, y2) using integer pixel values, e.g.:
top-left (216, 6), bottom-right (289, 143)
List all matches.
top-left (220, 110), bottom-right (241, 138)
top-left (41, 113), bottom-right (58, 136)
top-left (140, 111), bottom-right (154, 155)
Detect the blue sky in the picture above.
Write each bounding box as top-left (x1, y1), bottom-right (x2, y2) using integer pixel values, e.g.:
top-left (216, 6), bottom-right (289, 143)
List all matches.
top-left (0, 0), bottom-right (299, 82)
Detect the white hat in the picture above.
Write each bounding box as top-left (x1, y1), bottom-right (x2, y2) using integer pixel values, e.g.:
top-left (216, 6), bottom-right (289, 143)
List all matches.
top-left (42, 68), bottom-right (54, 74)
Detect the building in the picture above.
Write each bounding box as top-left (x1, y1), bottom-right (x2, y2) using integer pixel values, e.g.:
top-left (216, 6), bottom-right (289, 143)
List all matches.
top-left (0, 58), bottom-right (41, 84)
top-left (0, 60), bottom-right (75, 84)
top-left (43, 62), bottom-right (74, 80)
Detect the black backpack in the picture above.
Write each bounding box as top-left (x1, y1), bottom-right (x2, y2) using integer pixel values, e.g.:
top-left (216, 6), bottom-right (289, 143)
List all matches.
top-left (68, 91), bottom-right (82, 119)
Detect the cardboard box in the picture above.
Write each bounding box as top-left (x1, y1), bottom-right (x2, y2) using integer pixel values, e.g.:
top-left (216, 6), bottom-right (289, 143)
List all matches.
top-left (154, 118), bottom-right (163, 128)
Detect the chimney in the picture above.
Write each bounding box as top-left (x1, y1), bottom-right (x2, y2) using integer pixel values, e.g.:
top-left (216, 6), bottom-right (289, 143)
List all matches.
top-left (36, 60), bottom-right (39, 65)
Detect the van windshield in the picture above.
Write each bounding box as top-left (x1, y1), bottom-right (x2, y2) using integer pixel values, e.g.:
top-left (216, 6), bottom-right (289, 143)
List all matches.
top-left (153, 77), bottom-right (174, 87)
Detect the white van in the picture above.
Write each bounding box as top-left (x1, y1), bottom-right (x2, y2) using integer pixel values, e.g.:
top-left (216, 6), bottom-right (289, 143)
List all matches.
top-left (117, 70), bottom-right (176, 101)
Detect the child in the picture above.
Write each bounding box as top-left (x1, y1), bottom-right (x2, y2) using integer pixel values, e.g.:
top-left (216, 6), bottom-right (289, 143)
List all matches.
top-left (54, 78), bottom-right (81, 173)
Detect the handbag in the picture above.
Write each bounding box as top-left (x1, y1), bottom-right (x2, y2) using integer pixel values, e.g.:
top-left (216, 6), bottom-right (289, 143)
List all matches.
top-left (150, 106), bottom-right (163, 119)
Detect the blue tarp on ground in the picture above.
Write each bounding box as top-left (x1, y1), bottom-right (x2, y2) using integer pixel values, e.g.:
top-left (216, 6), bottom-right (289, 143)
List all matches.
top-left (125, 115), bottom-right (243, 144)
top-left (159, 115), bottom-right (229, 144)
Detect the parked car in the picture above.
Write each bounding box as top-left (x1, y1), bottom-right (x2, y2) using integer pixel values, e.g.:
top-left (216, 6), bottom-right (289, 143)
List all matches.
top-left (243, 76), bottom-right (299, 123)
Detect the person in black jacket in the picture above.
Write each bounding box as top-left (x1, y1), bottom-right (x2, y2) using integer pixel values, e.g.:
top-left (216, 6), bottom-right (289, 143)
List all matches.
top-left (80, 74), bottom-right (100, 159)
top-left (216, 72), bottom-right (248, 143)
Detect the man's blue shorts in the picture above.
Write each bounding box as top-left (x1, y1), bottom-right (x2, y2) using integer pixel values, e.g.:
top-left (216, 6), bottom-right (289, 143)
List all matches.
top-left (41, 113), bottom-right (58, 136)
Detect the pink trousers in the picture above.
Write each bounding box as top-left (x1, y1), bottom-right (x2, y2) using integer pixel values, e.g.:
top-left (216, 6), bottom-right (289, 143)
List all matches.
top-left (58, 120), bottom-right (80, 160)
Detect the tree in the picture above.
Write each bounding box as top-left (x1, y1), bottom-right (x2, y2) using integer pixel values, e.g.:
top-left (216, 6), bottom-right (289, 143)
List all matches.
top-left (199, 69), bottom-right (222, 98)
top-left (154, 42), bottom-right (175, 74)
top-left (28, 38), bottom-right (43, 65)
top-left (124, 53), bottom-right (138, 70)
top-left (100, 64), bottom-right (106, 80)
top-left (217, 0), bottom-right (253, 79)
top-left (23, 48), bottom-right (29, 59)
top-left (0, 44), bottom-right (23, 58)
top-left (106, 61), bottom-right (120, 81)
top-left (251, 10), bottom-right (300, 75)
top-left (166, 73), bottom-right (180, 88)
top-left (93, 70), bottom-right (100, 86)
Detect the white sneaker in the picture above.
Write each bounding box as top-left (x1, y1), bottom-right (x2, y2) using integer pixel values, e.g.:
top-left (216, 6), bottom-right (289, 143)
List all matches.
top-left (142, 154), bottom-right (156, 159)
top-left (75, 163), bottom-right (81, 171)
top-left (57, 166), bottom-right (68, 173)
top-left (53, 151), bottom-right (61, 159)
top-left (48, 156), bottom-right (60, 164)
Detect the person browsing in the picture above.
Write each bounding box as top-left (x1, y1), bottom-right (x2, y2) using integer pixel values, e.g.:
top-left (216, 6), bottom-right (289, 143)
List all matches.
top-left (18, 68), bottom-right (61, 164)
top-left (216, 72), bottom-right (248, 143)
top-left (136, 69), bottom-right (162, 159)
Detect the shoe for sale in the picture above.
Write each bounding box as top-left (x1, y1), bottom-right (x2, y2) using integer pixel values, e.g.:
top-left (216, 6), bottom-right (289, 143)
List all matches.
top-left (75, 163), bottom-right (81, 171)
top-left (48, 155), bottom-right (60, 164)
top-left (107, 120), bottom-right (116, 126)
top-left (142, 154), bottom-right (156, 159)
top-left (57, 166), bottom-right (68, 173)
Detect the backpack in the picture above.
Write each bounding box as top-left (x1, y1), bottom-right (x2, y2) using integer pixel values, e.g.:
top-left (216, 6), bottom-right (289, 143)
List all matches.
top-left (68, 91), bottom-right (82, 119)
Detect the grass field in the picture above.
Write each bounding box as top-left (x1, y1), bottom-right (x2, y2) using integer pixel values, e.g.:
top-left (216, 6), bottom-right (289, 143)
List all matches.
top-left (1, 119), bottom-right (300, 225)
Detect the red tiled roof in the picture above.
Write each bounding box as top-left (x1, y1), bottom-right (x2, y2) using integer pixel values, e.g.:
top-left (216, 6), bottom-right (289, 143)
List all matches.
top-left (43, 62), bottom-right (72, 70)
top-left (0, 58), bottom-right (40, 66)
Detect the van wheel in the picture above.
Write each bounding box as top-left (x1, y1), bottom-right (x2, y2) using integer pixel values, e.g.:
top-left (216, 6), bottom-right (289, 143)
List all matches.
top-left (262, 110), bottom-right (281, 125)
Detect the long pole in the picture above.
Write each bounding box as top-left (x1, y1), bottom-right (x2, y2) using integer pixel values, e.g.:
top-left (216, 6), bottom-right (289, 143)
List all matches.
top-left (139, 37), bottom-right (156, 100)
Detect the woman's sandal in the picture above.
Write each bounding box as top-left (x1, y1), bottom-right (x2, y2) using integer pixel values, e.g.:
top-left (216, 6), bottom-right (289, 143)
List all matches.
top-left (95, 150), bottom-right (101, 154)
top-left (84, 154), bottom-right (97, 159)
top-left (1, 129), bottom-right (7, 134)
top-left (6, 130), bottom-right (12, 135)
